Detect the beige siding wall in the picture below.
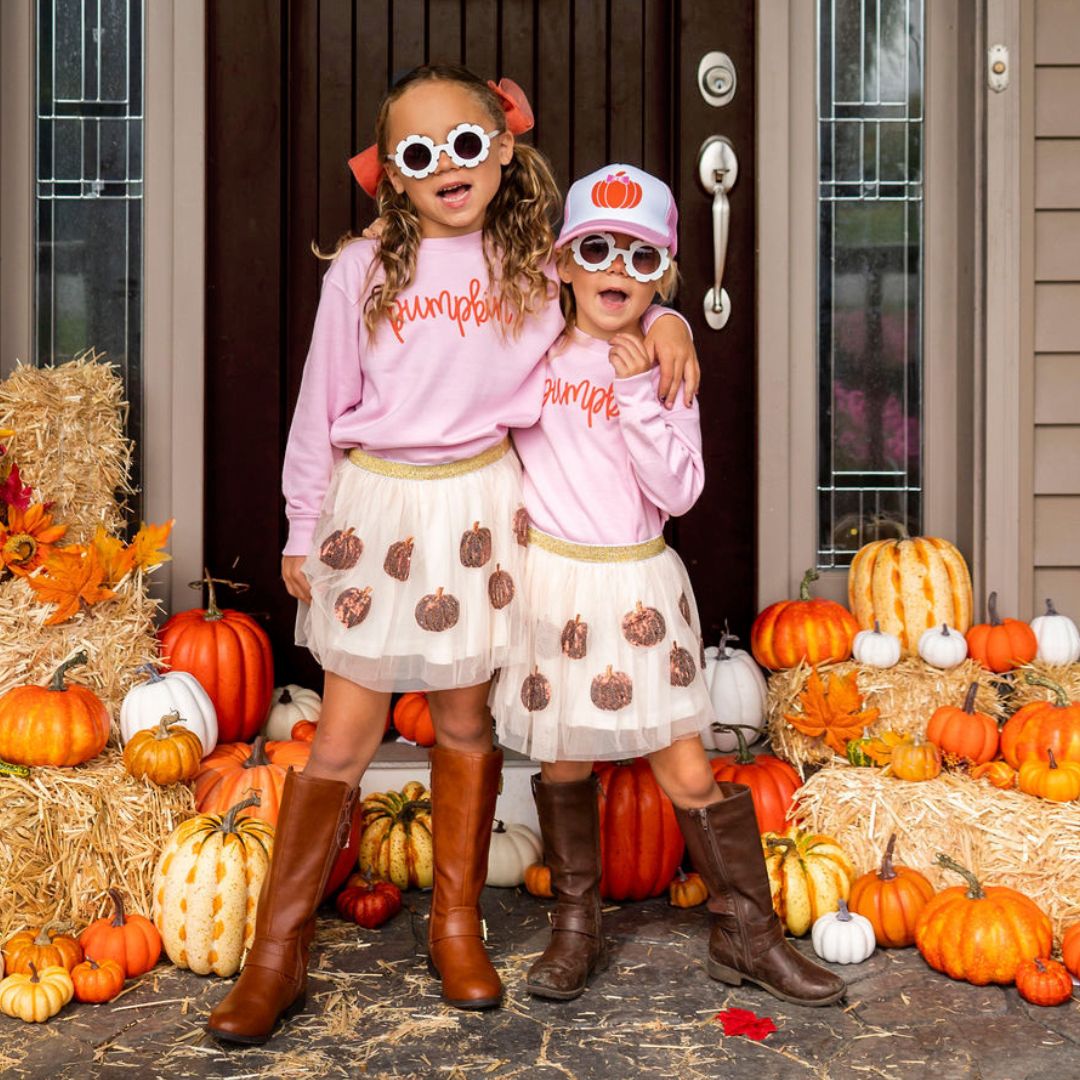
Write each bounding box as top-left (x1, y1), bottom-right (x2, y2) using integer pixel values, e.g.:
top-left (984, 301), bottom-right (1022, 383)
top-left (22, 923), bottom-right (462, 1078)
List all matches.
top-left (1032, 0), bottom-right (1080, 614)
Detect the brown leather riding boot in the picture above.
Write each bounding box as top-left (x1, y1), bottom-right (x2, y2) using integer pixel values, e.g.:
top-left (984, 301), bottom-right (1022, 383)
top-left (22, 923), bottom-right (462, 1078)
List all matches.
top-left (525, 774), bottom-right (607, 1001)
top-left (207, 769), bottom-right (358, 1044)
top-left (428, 745), bottom-right (503, 1009)
top-left (675, 783), bottom-right (847, 1007)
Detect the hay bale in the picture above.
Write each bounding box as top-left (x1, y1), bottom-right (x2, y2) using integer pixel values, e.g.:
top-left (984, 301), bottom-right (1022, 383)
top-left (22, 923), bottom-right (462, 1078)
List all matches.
top-left (1009, 661), bottom-right (1080, 708)
top-left (0, 349), bottom-right (133, 542)
top-left (767, 658), bottom-right (1006, 774)
top-left (0, 572), bottom-right (161, 739)
top-left (0, 749), bottom-right (195, 938)
top-left (796, 765), bottom-right (1080, 941)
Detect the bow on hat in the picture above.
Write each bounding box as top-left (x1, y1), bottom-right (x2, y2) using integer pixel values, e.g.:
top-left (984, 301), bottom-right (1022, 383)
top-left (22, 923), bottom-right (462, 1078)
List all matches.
top-left (348, 78), bottom-right (534, 199)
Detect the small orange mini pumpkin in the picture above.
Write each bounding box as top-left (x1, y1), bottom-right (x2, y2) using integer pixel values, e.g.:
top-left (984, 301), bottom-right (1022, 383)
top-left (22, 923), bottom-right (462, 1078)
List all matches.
top-left (3, 923), bottom-right (83, 975)
top-left (970, 760), bottom-right (1017, 789)
top-left (668, 867), bottom-right (709, 908)
top-left (122, 713), bottom-right (204, 785)
top-left (79, 889), bottom-right (161, 978)
top-left (890, 736), bottom-right (943, 782)
top-left (524, 863), bottom-right (554, 898)
top-left (1017, 748), bottom-right (1080, 802)
top-left (1014, 957), bottom-right (1074, 1007)
top-left (926, 683), bottom-right (999, 765)
top-left (290, 718), bottom-right (318, 742)
top-left (70, 957), bottom-right (125, 1003)
top-left (847, 834), bottom-right (935, 948)
top-left (965, 591), bottom-right (1038, 673)
top-left (336, 873), bottom-right (402, 929)
top-left (393, 692), bottom-right (435, 746)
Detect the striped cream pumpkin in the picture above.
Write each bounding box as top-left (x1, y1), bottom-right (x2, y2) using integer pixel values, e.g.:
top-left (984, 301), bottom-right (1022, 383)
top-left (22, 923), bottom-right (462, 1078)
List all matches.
top-left (152, 793), bottom-right (273, 977)
top-left (848, 537), bottom-right (973, 654)
top-left (359, 781), bottom-right (434, 890)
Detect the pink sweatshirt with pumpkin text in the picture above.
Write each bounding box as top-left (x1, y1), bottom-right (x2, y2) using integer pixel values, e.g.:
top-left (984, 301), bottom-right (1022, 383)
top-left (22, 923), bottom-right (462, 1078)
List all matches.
top-left (513, 329), bottom-right (704, 545)
top-left (281, 231), bottom-right (681, 555)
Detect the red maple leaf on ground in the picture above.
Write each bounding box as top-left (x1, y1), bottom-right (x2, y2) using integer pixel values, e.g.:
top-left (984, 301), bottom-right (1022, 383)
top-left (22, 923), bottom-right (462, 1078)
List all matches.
top-left (715, 1007), bottom-right (778, 1041)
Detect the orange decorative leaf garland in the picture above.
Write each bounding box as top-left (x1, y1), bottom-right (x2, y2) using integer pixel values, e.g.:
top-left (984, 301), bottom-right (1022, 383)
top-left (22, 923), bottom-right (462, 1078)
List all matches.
top-left (91, 526), bottom-right (136, 585)
top-left (128, 519), bottom-right (174, 571)
top-left (27, 545), bottom-right (115, 625)
top-left (786, 668), bottom-right (880, 754)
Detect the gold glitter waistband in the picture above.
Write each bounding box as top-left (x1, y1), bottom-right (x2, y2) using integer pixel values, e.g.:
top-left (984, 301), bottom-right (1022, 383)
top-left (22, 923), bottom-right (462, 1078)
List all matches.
top-left (347, 437), bottom-right (510, 480)
top-left (527, 527), bottom-right (666, 563)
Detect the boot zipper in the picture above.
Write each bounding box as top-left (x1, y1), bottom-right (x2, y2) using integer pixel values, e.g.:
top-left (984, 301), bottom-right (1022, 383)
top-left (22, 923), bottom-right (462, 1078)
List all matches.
top-left (336, 789), bottom-right (358, 848)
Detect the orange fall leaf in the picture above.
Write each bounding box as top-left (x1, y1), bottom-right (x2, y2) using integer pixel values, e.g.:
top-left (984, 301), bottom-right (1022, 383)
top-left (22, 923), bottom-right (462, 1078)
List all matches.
top-left (785, 668), bottom-right (880, 755)
top-left (28, 544), bottom-right (115, 625)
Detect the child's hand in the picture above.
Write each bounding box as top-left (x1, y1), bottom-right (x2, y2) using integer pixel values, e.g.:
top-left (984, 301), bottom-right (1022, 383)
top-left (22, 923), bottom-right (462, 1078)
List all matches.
top-left (609, 334), bottom-right (653, 380)
top-left (361, 216), bottom-right (388, 240)
top-left (645, 316), bottom-right (700, 408)
top-left (282, 556), bottom-right (312, 604)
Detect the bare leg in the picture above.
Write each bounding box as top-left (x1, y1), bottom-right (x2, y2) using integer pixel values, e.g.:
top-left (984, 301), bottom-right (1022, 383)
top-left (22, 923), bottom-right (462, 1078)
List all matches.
top-left (303, 670), bottom-right (391, 786)
top-left (647, 736), bottom-right (723, 809)
top-left (428, 681), bottom-right (494, 751)
top-left (540, 759), bottom-right (594, 784)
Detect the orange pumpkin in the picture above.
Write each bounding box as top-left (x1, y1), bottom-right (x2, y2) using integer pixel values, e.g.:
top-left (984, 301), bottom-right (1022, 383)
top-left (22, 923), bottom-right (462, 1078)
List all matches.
top-left (79, 889), bottom-right (161, 978)
top-left (157, 571), bottom-right (274, 742)
top-left (926, 683), bottom-right (999, 765)
top-left (594, 758), bottom-right (684, 901)
top-left (709, 723), bottom-right (800, 833)
top-left (122, 714), bottom-right (203, 785)
top-left (335, 874), bottom-right (402, 929)
top-left (751, 569), bottom-right (859, 670)
top-left (847, 834), bottom-right (935, 948)
top-left (970, 760), bottom-right (1017, 790)
top-left (914, 854), bottom-right (1052, 985)
top-left (3, 923), bottom-right (83, 975)
top-left (668, 867), bottom-right (709, 908)
top-left (1017, 748), bottom-right (1080, 802)
top-left (1015, 957), bottom-right (1074, 1007)
top-left (290, 718), bottom-right (317, 742)
top-left (890, 735), bottom-right (942, 781)
top-left (1000, 673), bottom-right (1080, 769)
top-left (192, 735), bottom-right (310, 825)
top-left (591, 169), bottom-right (643, 209)
top-left (965, 591), bottom-right (1038, 673)
top-left (1062, 922), bottom-right (1080, 978)
top-left (523, 863), bottom-right (553, 898)
top-left (393, 692), bottom-right (435, 746)
top-left (70, 957), bottom-right (125, 1003)
top-left (0, 652), bottom-right (111, 767)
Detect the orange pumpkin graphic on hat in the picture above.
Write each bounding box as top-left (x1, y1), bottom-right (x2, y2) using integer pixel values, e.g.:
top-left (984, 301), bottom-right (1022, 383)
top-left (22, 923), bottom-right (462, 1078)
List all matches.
top-left (591, 170), bottom-right (643, 210)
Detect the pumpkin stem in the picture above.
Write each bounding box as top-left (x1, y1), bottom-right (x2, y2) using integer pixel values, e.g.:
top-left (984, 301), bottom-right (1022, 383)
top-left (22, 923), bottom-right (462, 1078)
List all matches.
top-left (712, 723), bottom-right (756, 764)
top-left (28, 961), bottom-right (40, 983)
top-left (987, 591), bottom-right (1001, 627)
top-left (1035, 958), bottom-right (1047, 974)
top-left (33, 921), bottom-right (63, 946)
top-left (935, 853), bottom-right (985, 899)
top-left (1022, 672), bottom-right (1070, 707)
top-left (766, 836), bottom-right (797, 856)
top-left (872, 620), bottom-right (881, 634)
top-left (717, 620), bottom-right (740, 656)
top-left (108, 887), bottom-right (128, 928)
top-left (879, 833), bottom-right (898, 881)
top-left (494, 820), bottom-right (506, 833)
top-left (188, 567), bottom-right (250, 622)
top-left (675, 866), bottom-right (688, 883)
top-left (1045, 598), bottom-right (1057, 616)
top-left (962, 683), bottom-right (979, 715)
top-left (1048, 747), bottom-right (1059, 770)
top-left (278, 687), bottom-right (293, 705)
top-left (155, 711), bottom-right (184, 738)
top-left (798, 568), bottom-right (819, 601)
top-left (243, 735), bottom-right (272, 769)
top-left (49, 651), bottom-right (88, 692)
top-left (220, 790), bottom-right (263, 832)
top-left (836, 897), bottom-right (852, 921)
top-left (940, 623), bottom-right (950, 636)
top-left (138, 663), bottom-right (165, 683)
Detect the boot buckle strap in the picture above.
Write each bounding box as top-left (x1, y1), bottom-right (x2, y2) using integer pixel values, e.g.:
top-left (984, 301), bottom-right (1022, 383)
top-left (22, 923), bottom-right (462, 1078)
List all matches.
top-left (549, 909), bottom-right (598, 937)
top-left (430, 907), bottom-right (485, 943)
top-left (245, 937), bottom-right (300, 970)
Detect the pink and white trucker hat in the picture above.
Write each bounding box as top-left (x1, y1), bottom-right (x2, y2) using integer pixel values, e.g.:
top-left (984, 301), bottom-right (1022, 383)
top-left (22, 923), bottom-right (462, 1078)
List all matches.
top-left (556, 164), bottom-right (678, 256)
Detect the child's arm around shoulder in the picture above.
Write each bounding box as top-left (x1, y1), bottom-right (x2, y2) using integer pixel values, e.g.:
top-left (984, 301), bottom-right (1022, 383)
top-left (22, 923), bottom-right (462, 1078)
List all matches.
top-left (608, 333), bottom-right (704, 518)
top-left (281, 244), bottom-right (372, 557)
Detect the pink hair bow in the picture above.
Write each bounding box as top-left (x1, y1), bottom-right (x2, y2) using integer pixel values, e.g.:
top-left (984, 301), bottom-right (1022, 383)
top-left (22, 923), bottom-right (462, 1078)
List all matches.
top-left (347, 77), bottom-right (535, 198)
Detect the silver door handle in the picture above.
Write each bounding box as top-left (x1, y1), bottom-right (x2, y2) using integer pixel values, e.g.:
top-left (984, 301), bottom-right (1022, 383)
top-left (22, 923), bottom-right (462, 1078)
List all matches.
top-left (697, 136), bottom-right (738, 330)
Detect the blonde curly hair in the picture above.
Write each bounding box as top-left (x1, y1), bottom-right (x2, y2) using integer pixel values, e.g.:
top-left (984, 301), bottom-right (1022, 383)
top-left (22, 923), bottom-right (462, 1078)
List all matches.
top-left (325, 65), bottom-right (559, 339)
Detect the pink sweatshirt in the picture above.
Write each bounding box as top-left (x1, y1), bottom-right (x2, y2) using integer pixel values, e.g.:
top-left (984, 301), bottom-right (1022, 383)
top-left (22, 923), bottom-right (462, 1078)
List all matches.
top-left (282, 231), bottom-right (682, 556)
top-left (514, 329), bottom-right (704, 545)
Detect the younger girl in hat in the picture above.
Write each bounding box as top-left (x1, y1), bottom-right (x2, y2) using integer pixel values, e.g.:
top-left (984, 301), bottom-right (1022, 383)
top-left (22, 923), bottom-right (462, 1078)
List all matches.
top-left (207, 68), bottom-right (697, 1044)
top-left (493, 164), bottom-right (846, 1007)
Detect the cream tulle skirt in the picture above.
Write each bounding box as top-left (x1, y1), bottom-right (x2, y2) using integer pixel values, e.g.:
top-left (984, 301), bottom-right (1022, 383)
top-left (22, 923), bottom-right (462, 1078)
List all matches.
top-left (296, 440), bottom-right (528, 692)
top-left (491, 528), bottom-right (715, 762)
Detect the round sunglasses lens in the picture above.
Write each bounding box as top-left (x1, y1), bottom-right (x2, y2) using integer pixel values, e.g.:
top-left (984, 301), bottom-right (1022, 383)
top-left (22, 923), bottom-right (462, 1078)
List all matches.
top-left (578, 236), bottom-right (611, 266)
top-left (401, 142), bottom-right (432, 172)
top-left (632, 246), bottom-right (662, 276)
top-left (452, 130), bottom-right (483, 161)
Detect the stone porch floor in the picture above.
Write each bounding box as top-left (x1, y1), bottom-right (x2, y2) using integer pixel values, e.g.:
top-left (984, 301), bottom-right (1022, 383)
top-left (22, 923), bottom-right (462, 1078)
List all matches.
top-left (1, 888), bottom-right (1077, 1080)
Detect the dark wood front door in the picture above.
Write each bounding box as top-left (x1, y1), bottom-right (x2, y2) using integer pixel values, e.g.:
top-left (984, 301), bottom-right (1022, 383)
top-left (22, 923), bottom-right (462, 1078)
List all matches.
top-left (206, 1), bottom-right (755, 684)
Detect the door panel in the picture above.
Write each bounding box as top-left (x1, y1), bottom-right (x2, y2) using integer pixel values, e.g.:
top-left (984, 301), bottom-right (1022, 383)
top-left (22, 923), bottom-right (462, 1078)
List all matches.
top-left (206, 1), bottom-right (756, 684)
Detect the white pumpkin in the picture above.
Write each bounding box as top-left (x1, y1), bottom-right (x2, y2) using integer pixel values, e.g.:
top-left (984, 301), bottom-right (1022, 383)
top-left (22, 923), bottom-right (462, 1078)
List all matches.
top-left (701, 631), bottom-right (768, 751)
top-left (811, 898), bottom-right (876, 965)
top-left (264, 685), bottom-right (322, 740)
top-left (917, 624), bottom-right (968, 669)
top-left (852, 621), bottom-right (902, 669)
top-left (486, 820), bottom-right (542, 887)
top-left (120, 664), bottom-right (218, 754)
top-left (1031, 599), bottom-right (1080, 666)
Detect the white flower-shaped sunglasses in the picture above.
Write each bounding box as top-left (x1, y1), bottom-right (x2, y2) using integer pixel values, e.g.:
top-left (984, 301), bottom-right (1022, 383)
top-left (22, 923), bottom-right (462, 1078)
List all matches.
top-left (570, 232), bottom-right (671, 283)
top-left (389, 123), bottom-right (503, 180)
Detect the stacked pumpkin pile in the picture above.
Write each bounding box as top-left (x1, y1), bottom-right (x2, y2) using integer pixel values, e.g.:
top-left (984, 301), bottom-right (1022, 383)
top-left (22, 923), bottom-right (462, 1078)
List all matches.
top-left (747, 535), bottom-right (1080, 977)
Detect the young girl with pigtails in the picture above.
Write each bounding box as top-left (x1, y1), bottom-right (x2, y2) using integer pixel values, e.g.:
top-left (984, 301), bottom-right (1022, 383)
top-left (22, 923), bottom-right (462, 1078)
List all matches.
top-left (492, 165), bottom-right (847, 1008)
top-left (206, 65), bottom-right (698, 1045)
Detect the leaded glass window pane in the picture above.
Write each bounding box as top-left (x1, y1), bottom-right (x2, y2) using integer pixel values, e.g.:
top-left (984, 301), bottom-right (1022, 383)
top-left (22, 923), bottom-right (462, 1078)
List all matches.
top-left (818, 0), bottom-right (923, 568)
top-left (35, 0), bottom-right (144, 519)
